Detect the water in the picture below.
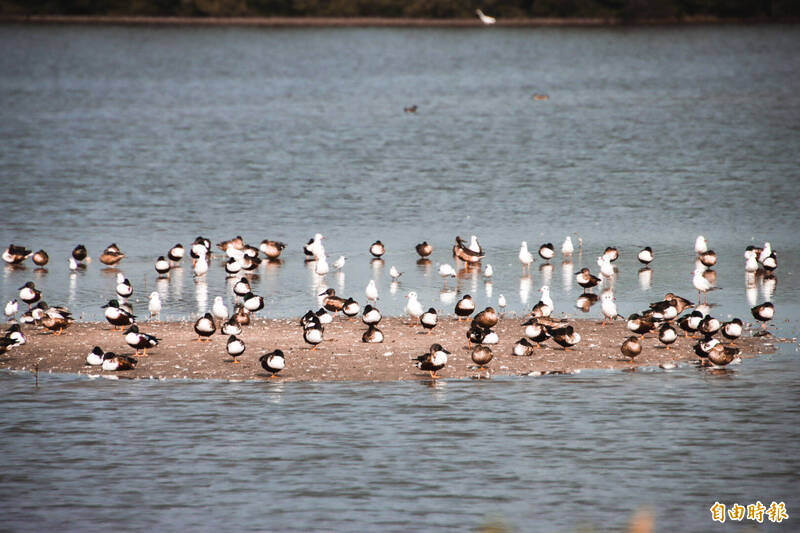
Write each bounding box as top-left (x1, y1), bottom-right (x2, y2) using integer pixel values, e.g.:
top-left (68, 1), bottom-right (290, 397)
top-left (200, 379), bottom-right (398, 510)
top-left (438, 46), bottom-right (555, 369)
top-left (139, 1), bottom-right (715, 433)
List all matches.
top-left (1, 23), bottom-right (799, 531)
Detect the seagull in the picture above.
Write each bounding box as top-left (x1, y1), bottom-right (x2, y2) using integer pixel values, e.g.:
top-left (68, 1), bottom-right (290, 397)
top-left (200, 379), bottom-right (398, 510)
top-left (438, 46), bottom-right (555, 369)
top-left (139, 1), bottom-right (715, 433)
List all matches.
top-left (497, 294), bottom-right (507, 313)
top-left (484, 263), bottom-right (494, 278)
top-left (332, 255), bottom-right (346, 270)
top-left (694, 235), bottom-right (708, 254)
top-left (561, 236), bottom-right (574, 257)
top-left (365, 280), bottom-right (379, 302)
top-left (405, 291), bottom-right (424, 325)
top-left (692, 267), bottom-right (715, 303)
top-left (68, 257), bottom-right (79, 271)
top-left (597, 255), bottom-right (614, 279)
top-left (539, 285), bottom-right (554, 312)
top-left (148, 292), bottom-right (162, 320)
top-left (314, 254), bottom-right (330, 276)
top-left (193, 253), bottom-right (209, 277)
top-left (519, 241), bottom-right (534, 274)
top-left (438, 263), bottom-right (457, 287)
top-left (4, 299), bottom-right (18, 322)
top-left (600, 289), bottom-right (622, 325)
top-left (476, 8), bottom-right (496, 24)
top-left (212, 296), bottom-right (229, 322)
top-left (389, 266), bottom-right (403, 280)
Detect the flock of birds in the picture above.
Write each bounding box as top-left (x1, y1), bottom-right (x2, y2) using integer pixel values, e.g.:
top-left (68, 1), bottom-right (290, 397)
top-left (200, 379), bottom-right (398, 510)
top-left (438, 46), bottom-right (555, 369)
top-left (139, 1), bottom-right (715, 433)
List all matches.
top-left (1, 232), bottom-right (778, 379)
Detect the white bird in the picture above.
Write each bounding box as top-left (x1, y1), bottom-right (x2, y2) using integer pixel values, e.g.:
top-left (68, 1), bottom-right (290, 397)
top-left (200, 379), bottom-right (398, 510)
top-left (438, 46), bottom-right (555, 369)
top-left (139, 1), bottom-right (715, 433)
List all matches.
top-left (484, 264), bottom-right (494, 278)
top-left (365, 280), bottom-right (379, 302)
top-left (68, 257), bottom-right (79, 271)
top-left (600, 289), bottom-right (621, 325)
top-left (744, 250), bottom-right (759, 273)
top-left (498, 294), bottom-right (507, 313)
top-left (212, 296), bottom-right (229, 322)
top-left (694, 235), bottom-right (708, 254)
top-left (389, 266), bottom-right (403, 281)
top-left (476, 8), bottom-right (496, 24)
top-left (307, 233), bottom-right (326, 260)
top-left (405, 291), bottom-right (424, 324)
top-left (148, 292), bottom-right (162, 320)
top-left (438, 263), bottom-right (457, 287)
top-left (315, 254), bottom-right (330, 276)
top-left (539, 285), bottom-right (553, 311)
top-left (5, 299), bottom-right (18, 321)
top-left (597, 255), bottom-right (614, 279)
top-left (562, 236), bottom-right (574, 257)
top-left (193, 254), bottom-right (209, 277)
top-left (332, 255), bottom-right (346, 270)
top-left (467, 235), bottom-right (482, 254)
top-left (758, 242), bottom-right (772, 264)
top-left (693, 267), bottom-right (714, 303)
top-left (519, 241), bottom-right (534, 273)
top-left (115, 274), bottom-right (133, 300)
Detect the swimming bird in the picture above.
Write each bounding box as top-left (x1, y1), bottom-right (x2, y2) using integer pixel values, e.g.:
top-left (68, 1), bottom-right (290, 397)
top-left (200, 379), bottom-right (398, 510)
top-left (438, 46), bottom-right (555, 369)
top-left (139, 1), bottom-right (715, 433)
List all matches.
top-left (471, 345), bottom-right (493, 369)
top-left (453, 235), bottom-right (484, 263)
top-left (365, 280), bottom-right (379, 303)
top-left (420, 307), bottom-right (438, 334)
top-left (221, 316), bottom-right (242, 336)
top-left (438, 263), bottom-right (457, 287)
top-left (243, 292), bottom-right (264, 313)
top-left (148, 291), bottom-right (162, 320)
top-left (362, 324), bottom-right (384, 343)
top-left (2, 244), bottom-right (32, 264)
top-left (332, 255), bottom-right (346, 271)
top-left (547, 323), bottom-right (581, 351)
top-left (31, 249), bottom-right (48, 267)
top-left (259, 349), bottom-right (286, 377)
top-left (415, 242), bottom-right (433, 258)
top-left (751, 302), bottom-right (774, 330)
top-left (721, 318), bottom-right (743, 344)
top-left (405, 291), bottom-right (424, 324)
top-left (226, 335), bottom-right (245, 363)
top-left (101, 352), bottom-right (138, 371)
top-left (600, 290), bottom-right (622, 325)
top-left (168, 243), bottom-right (184, 264)
top-left (18, 282), bottom-right (41, 308)
top-left (259, 240), bottom-right (286, 260)
top-left (4, 299), bottom-right (18, 322)
top-left (102, 299), bottom-right (136, 330)
top-left (626, 313), bottom-right (654, 337)
top-left (620, 336), bottom-right (642, 362)
top-left (455, 295), bottom-right (475, 321)
top-left (342, 298), bottom-right (360, 320)
top-left (413, 343), bottom-right (449, 378)
top-left (562, 236), bottom-right (574, 257)
top-left (658, 323), bottom-right (677, 350)
top-left (124, 325), bottom-right (159, 356)
top-left (512, 338), bottom-right (535, 356)
top-left (4, 324), bottom-right (26, 347)
top-left (72, 244), bottom-right (88, 263)
top-left (519, 241), bottom-right (534, 274)
top-left (194, 313), bottom-right (216, 341)
top-left (475, 8), bottom-right (496, 24)
top-left (389, 266), bottom-right (402, 281)
top-left (362, 304), bottom-right (382, 326)
top-left (538, 243), bottom-right (555, 262)
top-left (575, 268), bottom-right (601, 293)
top-left (99, 243), bottom-right (125, 266)
top-left (212, 296), bottom-right (229, 323)
top-left (321, 288), bottom-right (346, 315)
top-left (694, 235), bottom-right (708, 254)
top-left (303, 318), bottom-right (324, 350)
top-left (154, 256), bottom-right (170, 276)
top-left (369, 240), bottom-right (386, 258)
top-left (473, 307), bottom-right (499, 329)
top-left (637, 247), bottom-right (654, 265)
top-left (86, 346), bottom-right (106, 366)
top-left (115, 275), bottom-right (133, 300)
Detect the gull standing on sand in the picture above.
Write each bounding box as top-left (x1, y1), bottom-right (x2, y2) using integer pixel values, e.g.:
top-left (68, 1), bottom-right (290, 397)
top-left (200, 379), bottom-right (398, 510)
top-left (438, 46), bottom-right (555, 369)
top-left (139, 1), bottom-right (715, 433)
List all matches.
top-left (519, 241), bottom-right (534, 274)
top-left (405, 291), bottom-right (424, 324)
top-left (476, 8), bottom-right (496, 24)
top-left (601, 289), bottom-right (622, 325)
top-left (365, 280), bottom-right (379, 302)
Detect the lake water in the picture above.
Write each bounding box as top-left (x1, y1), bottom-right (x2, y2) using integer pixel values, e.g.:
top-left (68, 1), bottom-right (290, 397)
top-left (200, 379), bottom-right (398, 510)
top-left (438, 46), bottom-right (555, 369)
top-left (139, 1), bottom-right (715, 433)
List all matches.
top-left (0, 23), bottom-right (799, 531)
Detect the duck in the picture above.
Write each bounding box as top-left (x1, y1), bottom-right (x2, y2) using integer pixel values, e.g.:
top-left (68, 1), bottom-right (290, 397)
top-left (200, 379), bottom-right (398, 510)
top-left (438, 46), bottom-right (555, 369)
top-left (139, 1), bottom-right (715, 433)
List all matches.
top-left (2, 244), bottom-right (32, 264)
top-left (475, 8), bottom-right (496, 24)
top-left (5, 299), bottom-right (18, 321)
top-left (233, 277), bottom-right (251, 300)
top-left (519, 241), bottom-right (534, 274)
top-left (648, 298), bottom-right (679, 322)
top-left (31, 249), bottom-right (49, 267)
top-left (547, 324), bottom-right (581, 351)
top-left (658, 323), bottom-right (677, 350)
top-left (72, 244), bottom-right (89, 262)
top-left (405, 291), bottom-right (424, 324)
top-left (678, 310), bottom-right (704, 338)
top-left (320, 288), bottom-right (346, 315)
top-left (420, 307), bottom-right (438, 334)
top-left (637, 247), bottom-right (654, 265)
top-left (225, 257), bottom-right (243, 277)
top-left (4, 324), bottom-right (26, 347)
top-left (365, 280), bottom-right (379, 303)
top-left (600, 290), bottom-right (622, 325)
top-left (538, 243), bottom-right (555, 262)
top-left (522, 317), bottom-right (550, 346)
top-left (86, 346), bottom-right (106, 366)
top-left (260, 239), bottom-right (286, 260)
top-left (512, 338), bottom-right (535, 356)
top-left (102, 299), bottom-right (136, 330)
top-left (168, 243), bottom-right (184, 264)
top-left (303, 318), bottom-right (324, 350)
top-left (99, 243), bottom-right (125, 266)
top-left (454, 295), bottom-right (475, 321)
top-left (751, 301), bottom-right (774, 330)
top-left (154, 256), bottom-right (170, 276)
top-left (115, 274), bottom-right (133, 300)
top-left (757, 242), bottom-right (772, 264)
top-left (259, 349), bottom-right (286, 378)
top-left (191, 236), bottom-right (211, 262)
top-left (473, 307), bottom-right (499, 329)
top-left (342, 298), bottom-right (360, 320)
top-left (708, 343), bottom-right (740, 368)
top-left (234, 305), bottom-right (251, 326)
top-left (620, 336), bottom-right (642, 362)
top-left (217, 235), bottom-right (244, 254)
top-left (575, 268), bottom-right (601, 293)
top-left (438, 263), bottom-right (457, 287)
top-left (362, 304), bottom-right (382, 326)
top-left (698, 250), bottom-right (717, 267)
top-left (530, 300), bottom-right (552, 319)
top-left (721, 318), bottom-right (743, 344)
top-left (369, 240), bottom-right (386, 258)
top-left (226, 335), bottom-right (245, 363)
top-left (124, 325), bottom-right (159, 356)
top-left (467, 322), bottom-right (498, 348)
top-left (314, 307), bottom-right (333, 325)
top-left (404, 104), bottom-right (418, 113)
top-left (413, 343), bottom-right (449, 378)
top-left (362, 324), bottom-right (384, 343)
top-left (148, 292), bottom-right (162, 320)
top-left (101, 352), bottom-right (138, 371)
top-left (453, 235), bottom-right (484, 264)
top-left (212, 296), bottom-right (229, 323)
top-left (602, 247), bottom-right (619, 262)
top-left (40, 306), bottom-right (73, 335)
top-left (626, 313), bottom-right (654, 337)
top-left (221, 316), bottom-right (242, 336)
top-left (561, 236), bottom-right (574, 257)
top-left (471, 345), bottom-right (493, 369)
top-left (243, 292), bottom-right (264, 313)
top-left (194, 313), bottom-right (216, 341)
top-left (698, 315), bottom-right (722, 337)
top-left (415, 241), bottom-right (433, 258)
top-left (761, 251), bottom-right (777, 271)
top-left (663, 293), bottom-right (694, 314)
top-left (694, 337), bottom-right (717, 366)
top-left (18, 281), bottom-right (41, 308)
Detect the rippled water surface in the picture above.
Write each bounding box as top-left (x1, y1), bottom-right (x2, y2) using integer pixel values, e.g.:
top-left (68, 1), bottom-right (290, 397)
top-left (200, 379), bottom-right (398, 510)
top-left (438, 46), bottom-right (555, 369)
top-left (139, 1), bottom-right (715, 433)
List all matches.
top-left (1, 23), bottom-right (799, 531)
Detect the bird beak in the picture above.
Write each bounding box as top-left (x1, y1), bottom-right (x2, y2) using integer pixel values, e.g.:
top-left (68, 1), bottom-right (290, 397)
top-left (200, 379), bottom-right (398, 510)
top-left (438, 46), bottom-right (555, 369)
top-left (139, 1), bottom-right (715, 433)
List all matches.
top-left (318, 291), bottom-right (327, 296)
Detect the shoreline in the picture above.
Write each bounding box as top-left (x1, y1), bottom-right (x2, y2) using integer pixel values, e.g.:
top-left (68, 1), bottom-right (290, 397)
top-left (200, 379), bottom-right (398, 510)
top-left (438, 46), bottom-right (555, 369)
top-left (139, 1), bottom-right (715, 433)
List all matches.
top-left (1, 15), bottom-right (797, 28)
top-left (0, 316), bottom-right (777, 383)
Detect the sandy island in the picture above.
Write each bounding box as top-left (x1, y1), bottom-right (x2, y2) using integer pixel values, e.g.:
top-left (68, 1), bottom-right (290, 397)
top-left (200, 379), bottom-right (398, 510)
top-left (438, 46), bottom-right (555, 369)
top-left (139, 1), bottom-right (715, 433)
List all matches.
top-left (0, 316), bottom-right (778, 382)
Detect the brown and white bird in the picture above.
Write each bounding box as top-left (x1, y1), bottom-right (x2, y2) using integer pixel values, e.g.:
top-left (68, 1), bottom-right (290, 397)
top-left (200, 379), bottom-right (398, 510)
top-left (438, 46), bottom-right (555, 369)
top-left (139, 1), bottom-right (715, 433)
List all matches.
top-left (658, 323), bottom-right (678, 350)
top-left (369, 240), bottom-right (386, 258)
top-left (471, 345), bottom-right (493, 369)
top-left (420, 307), bottom-right (438, 334)
top-left (259, 349), bottom-right (286, 378)
top-left (99, 243), bottom-right (125, 266)
top-left (620, 336), bottom-right (642, 362)
top-left (455, 295), bottom-right (475, 321)
top-left (415, 241), bottom-right (433, 258)
top-left (751, 302), bottom-right (774, 330)
top-left (413, 343), bottom-right (449, 379)
top-left (194, 313), bottom-right (216, 341)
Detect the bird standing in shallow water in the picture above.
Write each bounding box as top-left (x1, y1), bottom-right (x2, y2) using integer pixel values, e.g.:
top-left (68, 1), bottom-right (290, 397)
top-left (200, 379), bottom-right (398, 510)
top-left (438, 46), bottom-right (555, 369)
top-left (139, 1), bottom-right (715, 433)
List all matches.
top-left (148, 292), bottom-right (162, 320)
top-left (369, 240), bottom-right (386, 258)
top-left (519, 241), bottom-right (534, 274)
top-left (415, 242), bottom-right (433, 258)
top-left (438, 263), bottom-right (456, 287)
top-left (751, 302), bottom-right (774, 331)
top-left (365, 280), bottom-right (379, 303)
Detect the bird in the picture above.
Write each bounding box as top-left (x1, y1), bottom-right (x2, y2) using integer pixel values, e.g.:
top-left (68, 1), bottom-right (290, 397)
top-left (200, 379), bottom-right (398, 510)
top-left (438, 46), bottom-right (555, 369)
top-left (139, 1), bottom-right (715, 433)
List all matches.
top-left (575, 293), bottom-right (599, 312)
top-left (415, 242), bottom-right (433, 258)
top-left (320, 288), bottom-right (346, 315)
top-left (72, 244), bottom-right (89, 263)
top-left (575, 268), bottom-right (601, 293)
top-left (620, 336), bottom-right (642, 362)
top-left (5, 299), bottom-right (18, 322)
top-left (314, 308), bottom-right (333, 325)
top-left (243, 292), bottom-right (264, 314)
top-left (217, 236), bottom-right (244, 254)
top-left (405, 291), bottom-right (424, 324)
top-left (2, 244), bottom-right (32, 264)
top-left (438, 263), bottom-right (457, 286)
top-left (212, 296), bottom-right (229, 323)
top-left (115, 275), bottom-right (133, 300)
top-left (663, 293), bottom-right (694, 314)
top-left (148, 292), bottom-right (162, 320)
top-left (303, 318), bottom-right (324, 350)
top-left (694, 235), bottom-right (708, 254)
top-left (658, 323), bottom-right (678, 350)
top-left (225, 257), bottom-right (243, 277)
top-left (455, 295), bottom-right (475, 321)
top-left (193, 253), bottom-right (209, 277)
top-left (221, 316), bottom-right (242, 336)
top-left (626, 313), bottom-right (654, 337)
top-left (751, 302), bottom-right (774, 330)
top-left (68, 257), bottom-right (80, 271)
top-left (484, 263), bottom-right (494, 278)
top-left (154, 256), bottom-right (170, 276)
top-left (692, 267), bottom-right (715, 303)
top-left (561, 236), bottom-right (574, 257)
top-left (699, 250), bottom-right (717, 267)
top-left (31, 249), bottom-right (48, 267)
top-left (602, 247), bottom-right (620, 263)
top-left (761, 251), bottom-right (777, 271)
top-left (18, 281), bottom-right (41, 308)
top-left (721, 318), bottom-right (743, 344)
top-left (513, 338), bottom-right (536, 356)
top-left (259, 240), bottom-right (286, 260)
top-left (365, 280), bottom-right (379, 303)
top-left (600, 290), bottom-right (622, 325)
top-left (522, 318), bottom-right (550, 347)
top-left (471, 345), bottom-right (493, 369)
top-left (102, 299), bottom-right (136, 330)
top-left (369, 240), bottom-right (386, 258)
top-left (191, 236), bottom-right (211, 262)
top-left (233, 277), bottom-right (251, 300)
top-left (548, 324), bottom-right (581, 350)
top-left (362, 324), bottom-right (384, 343)
top-left (538, 243), bottom-right (555, 262)
top-left (744, 249), bottom-right (759, 272)
top-left (475, 8), bottom-right (496, 24)
top-left (226, 335), bottom-right (245, 364)
top-left (101, 352), bottom-right (138, 371)
top-left (453, 235), bottom-right (484, 263)
top-left (649, 298), bottom-right (679, 322)
top-left (362, 304), bottom-right (382, 326)
top-left (497, 294), bottom-right (507, 314)
top-left (86, 346), bottom-right (106, 366)
top-left (389, 266), bottom-right (402, 280)
top-left (99, 243), bottom-right (125, 266)
top-left (314, 254), bottom-right (330, 276)
top-left (707, 343), bottom-right (740, 368)
top-left (4, 324), bottom-right (26, 347)
top-left (538, 285), bottom-right (554, 313)
top-left (413, 343), bottom-right (449, 378)
top-left (597, 255), bottom-right (614, 279)
top-left (123, 325), bottom-right (159, 356)
top-left (332, 255), bottom-right (346, 271)
top-left (637, 247), bottom-right (654, 265)
top-left (404, 104), bottom-right (418, 113)
top-left (698, 315), bottom-right (722, 337)
top-left (342, 298), bottom-right (360, 320)
top-left (473, 307), bottom-right (499, 329)
top-left (757, 242), bottom-right (772, 264)
top-left (168, 243), bottom-right (185, 264)
top-left (678, 310), bottom-right (704, 338)
top-left (41, 306), bottom-right (74, 335)
top-left (519, 241), bottom-right (534, 274)
top-left (234, 305), bottom-right (251, 326)
top-left (259, 349), bottom-right (286, 378)
top-left (419, 307), bottom-right (438, 334)
top-left (194, 313), bottom-right (216, 341)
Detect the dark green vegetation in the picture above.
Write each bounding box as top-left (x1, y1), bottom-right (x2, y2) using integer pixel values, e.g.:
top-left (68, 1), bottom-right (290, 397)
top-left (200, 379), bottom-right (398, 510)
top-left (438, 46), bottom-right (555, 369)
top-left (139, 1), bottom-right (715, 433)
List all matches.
top-left (1, 0), bottom-right (797, 21)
